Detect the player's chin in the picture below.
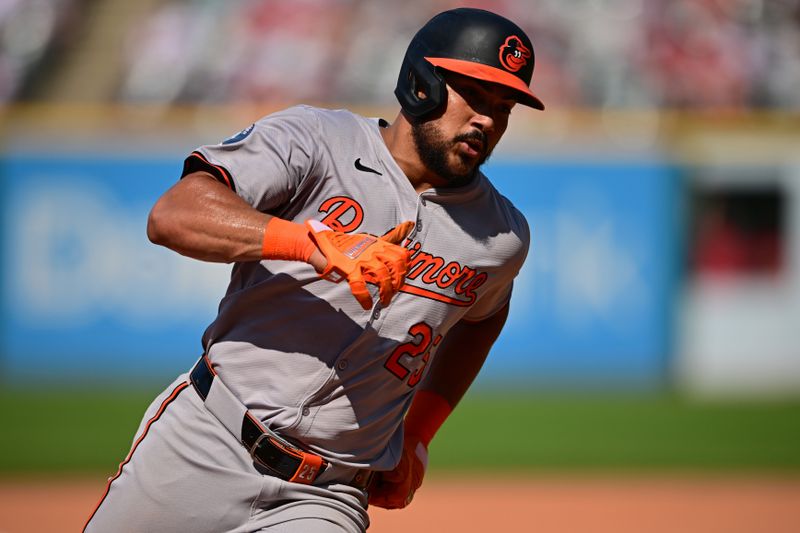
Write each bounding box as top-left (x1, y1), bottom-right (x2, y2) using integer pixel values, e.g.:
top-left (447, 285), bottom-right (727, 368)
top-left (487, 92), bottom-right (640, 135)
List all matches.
top-left (441, 161), bottom-right (478, 186)
top-left (453, 153), bottom-right (482, 175)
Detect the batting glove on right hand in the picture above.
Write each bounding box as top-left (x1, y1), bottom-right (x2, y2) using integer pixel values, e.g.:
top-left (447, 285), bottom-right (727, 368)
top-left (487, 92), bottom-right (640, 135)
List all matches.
top-left (368, 432), bottom-right (427, 509)
top-left (305, 220), bottom-right (414, 310)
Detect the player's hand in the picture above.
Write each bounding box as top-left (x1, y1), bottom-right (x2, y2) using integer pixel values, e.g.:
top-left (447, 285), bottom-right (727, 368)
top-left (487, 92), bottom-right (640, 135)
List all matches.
top-left (367, 433), bottom-right (427, 509)
top-left (305, 220), bottom-right (414, 310)
top-left (380, 220), bottom-right (415, 246)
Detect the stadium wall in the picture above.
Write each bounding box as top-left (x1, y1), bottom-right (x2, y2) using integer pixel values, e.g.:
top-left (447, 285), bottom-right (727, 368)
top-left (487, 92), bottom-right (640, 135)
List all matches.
top-left (0, 107), bottom-right (797, 394)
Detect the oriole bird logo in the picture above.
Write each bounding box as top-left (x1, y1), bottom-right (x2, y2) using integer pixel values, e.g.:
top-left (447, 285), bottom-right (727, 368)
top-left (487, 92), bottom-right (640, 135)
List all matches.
top-left (498, 35), bottom-right (531, 72)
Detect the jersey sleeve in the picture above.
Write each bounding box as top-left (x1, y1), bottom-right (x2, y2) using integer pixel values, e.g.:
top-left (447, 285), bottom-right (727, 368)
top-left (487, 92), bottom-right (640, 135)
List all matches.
top-left (181, 105), bottom-right (322, 213)
top-left (461, 206), bottom-right (530, 323)
top-left (461, 282), bottom-right (514, 323)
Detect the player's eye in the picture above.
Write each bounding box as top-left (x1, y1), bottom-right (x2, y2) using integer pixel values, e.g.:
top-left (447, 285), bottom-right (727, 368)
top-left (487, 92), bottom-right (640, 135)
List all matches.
top-left (497, 102), bottom-right (514, 116)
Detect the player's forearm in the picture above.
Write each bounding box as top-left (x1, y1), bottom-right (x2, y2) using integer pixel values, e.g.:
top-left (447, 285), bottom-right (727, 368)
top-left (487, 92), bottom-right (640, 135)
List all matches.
top-left (147, 172), bottom-right (272, 263)
top-left (149, 172), bottom-right (330, 269)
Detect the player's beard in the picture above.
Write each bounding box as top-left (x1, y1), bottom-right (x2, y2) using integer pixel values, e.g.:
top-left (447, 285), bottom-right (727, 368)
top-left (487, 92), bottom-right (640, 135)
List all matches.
top-left (411, 121), bottom-right (491, 187)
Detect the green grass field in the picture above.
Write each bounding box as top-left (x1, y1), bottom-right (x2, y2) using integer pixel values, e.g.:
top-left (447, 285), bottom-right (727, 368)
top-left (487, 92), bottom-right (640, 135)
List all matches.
top-left (1, 388), bottom-right (798, 475)
top-left (434, 393), bottom-right (800, 472)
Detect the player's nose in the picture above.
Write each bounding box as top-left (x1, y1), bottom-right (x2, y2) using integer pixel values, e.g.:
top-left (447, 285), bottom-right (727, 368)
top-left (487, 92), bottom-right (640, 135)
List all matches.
top-left (468, 107), bottom-right (496, 136)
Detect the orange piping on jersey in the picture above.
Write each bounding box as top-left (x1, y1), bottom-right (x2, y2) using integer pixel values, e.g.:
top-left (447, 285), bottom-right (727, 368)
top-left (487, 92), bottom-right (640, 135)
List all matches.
top-left (399, 284), bottom-right (473, 306)
top-left (190, 151), bottom-right (234, 190)
top-left (82, 381), bottom-right (190, 532)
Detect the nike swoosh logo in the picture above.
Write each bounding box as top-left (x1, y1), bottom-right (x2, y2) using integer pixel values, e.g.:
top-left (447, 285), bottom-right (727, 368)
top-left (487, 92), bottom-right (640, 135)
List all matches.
top-left (354, 158), bottom-right (382, 175)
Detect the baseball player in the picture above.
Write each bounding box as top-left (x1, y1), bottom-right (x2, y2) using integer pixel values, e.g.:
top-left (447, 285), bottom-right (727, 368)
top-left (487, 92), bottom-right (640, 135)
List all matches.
top-left (84, 8), bottom-right (542, 533)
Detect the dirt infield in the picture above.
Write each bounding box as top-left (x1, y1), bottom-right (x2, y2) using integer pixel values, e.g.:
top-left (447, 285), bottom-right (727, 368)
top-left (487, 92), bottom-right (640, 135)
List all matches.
top-left (1, 475), bottom-right (798, 532)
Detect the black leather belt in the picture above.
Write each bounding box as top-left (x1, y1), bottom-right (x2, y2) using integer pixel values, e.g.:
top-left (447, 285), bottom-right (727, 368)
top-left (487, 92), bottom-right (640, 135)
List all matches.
top-left (190, 356), bottom-right (372, 489)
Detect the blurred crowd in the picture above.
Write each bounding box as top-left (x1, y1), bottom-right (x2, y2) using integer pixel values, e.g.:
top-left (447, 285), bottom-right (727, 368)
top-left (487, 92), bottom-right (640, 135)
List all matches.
top-left (0, 0), bottom-right (78, 103)
top-left (2, 0), bottom-right (800, 109)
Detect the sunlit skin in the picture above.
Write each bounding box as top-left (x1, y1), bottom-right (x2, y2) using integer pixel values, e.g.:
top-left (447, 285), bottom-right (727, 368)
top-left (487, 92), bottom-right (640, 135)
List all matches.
top-left (382, 70), bottom-right (519, 191)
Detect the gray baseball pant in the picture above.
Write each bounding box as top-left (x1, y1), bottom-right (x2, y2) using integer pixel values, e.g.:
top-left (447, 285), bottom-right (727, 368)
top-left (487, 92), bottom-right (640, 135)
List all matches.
top-left (83, 375), bottom-right (370, 532)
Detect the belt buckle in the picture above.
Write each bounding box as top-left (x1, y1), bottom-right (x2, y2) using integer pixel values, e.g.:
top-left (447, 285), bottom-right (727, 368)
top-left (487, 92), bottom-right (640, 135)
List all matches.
top-left (249, 433), bottom-right (286, 478)
top-left (249, 433), bottom-right (324, 485)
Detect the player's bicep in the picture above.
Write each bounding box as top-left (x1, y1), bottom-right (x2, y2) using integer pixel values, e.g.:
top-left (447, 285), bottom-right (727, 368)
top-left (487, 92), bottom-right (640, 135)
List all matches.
top-left (149, 171), bottom-right (245, 242)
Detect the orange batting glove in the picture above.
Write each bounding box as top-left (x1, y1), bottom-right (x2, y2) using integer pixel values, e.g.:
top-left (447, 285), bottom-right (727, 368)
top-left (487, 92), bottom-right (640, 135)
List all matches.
top-left (368, 432), bottom-right (428, 509)
top-left (305, 219), bottom-right (414, 310)
top-left (368, 390), bottom-right (452, 509)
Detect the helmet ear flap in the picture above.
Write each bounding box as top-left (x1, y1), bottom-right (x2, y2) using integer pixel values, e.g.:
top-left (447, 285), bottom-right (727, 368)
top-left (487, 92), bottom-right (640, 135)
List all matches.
top-left (394, 47), bottom-right (447, 119)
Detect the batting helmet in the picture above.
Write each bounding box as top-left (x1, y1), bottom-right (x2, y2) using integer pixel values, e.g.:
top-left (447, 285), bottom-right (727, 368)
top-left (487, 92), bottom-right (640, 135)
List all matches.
top-left (395, 8), bottom-right (545, 118)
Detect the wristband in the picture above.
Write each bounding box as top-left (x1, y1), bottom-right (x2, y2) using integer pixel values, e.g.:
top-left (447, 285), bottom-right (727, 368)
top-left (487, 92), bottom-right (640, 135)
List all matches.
top-left (404, 390), bottom-right (452, 447)
top-left (261, 217), bottom-right (317, 262)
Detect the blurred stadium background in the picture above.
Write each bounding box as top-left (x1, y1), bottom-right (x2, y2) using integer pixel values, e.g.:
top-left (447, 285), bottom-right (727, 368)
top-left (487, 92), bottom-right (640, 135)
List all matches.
top-left (1, 0), bottom-right (799, 531)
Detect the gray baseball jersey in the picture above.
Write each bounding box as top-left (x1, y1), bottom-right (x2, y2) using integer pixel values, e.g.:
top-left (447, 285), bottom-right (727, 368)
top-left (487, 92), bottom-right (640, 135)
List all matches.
top-left (184, 105), bottom-right (530, 471)
top-left (85, 105), bottom-right (530, 533)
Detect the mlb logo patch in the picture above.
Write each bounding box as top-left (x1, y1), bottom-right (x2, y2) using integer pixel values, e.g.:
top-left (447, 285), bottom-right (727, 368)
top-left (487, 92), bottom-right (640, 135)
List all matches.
top-left (222, 124), bottom-right (255, 145)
